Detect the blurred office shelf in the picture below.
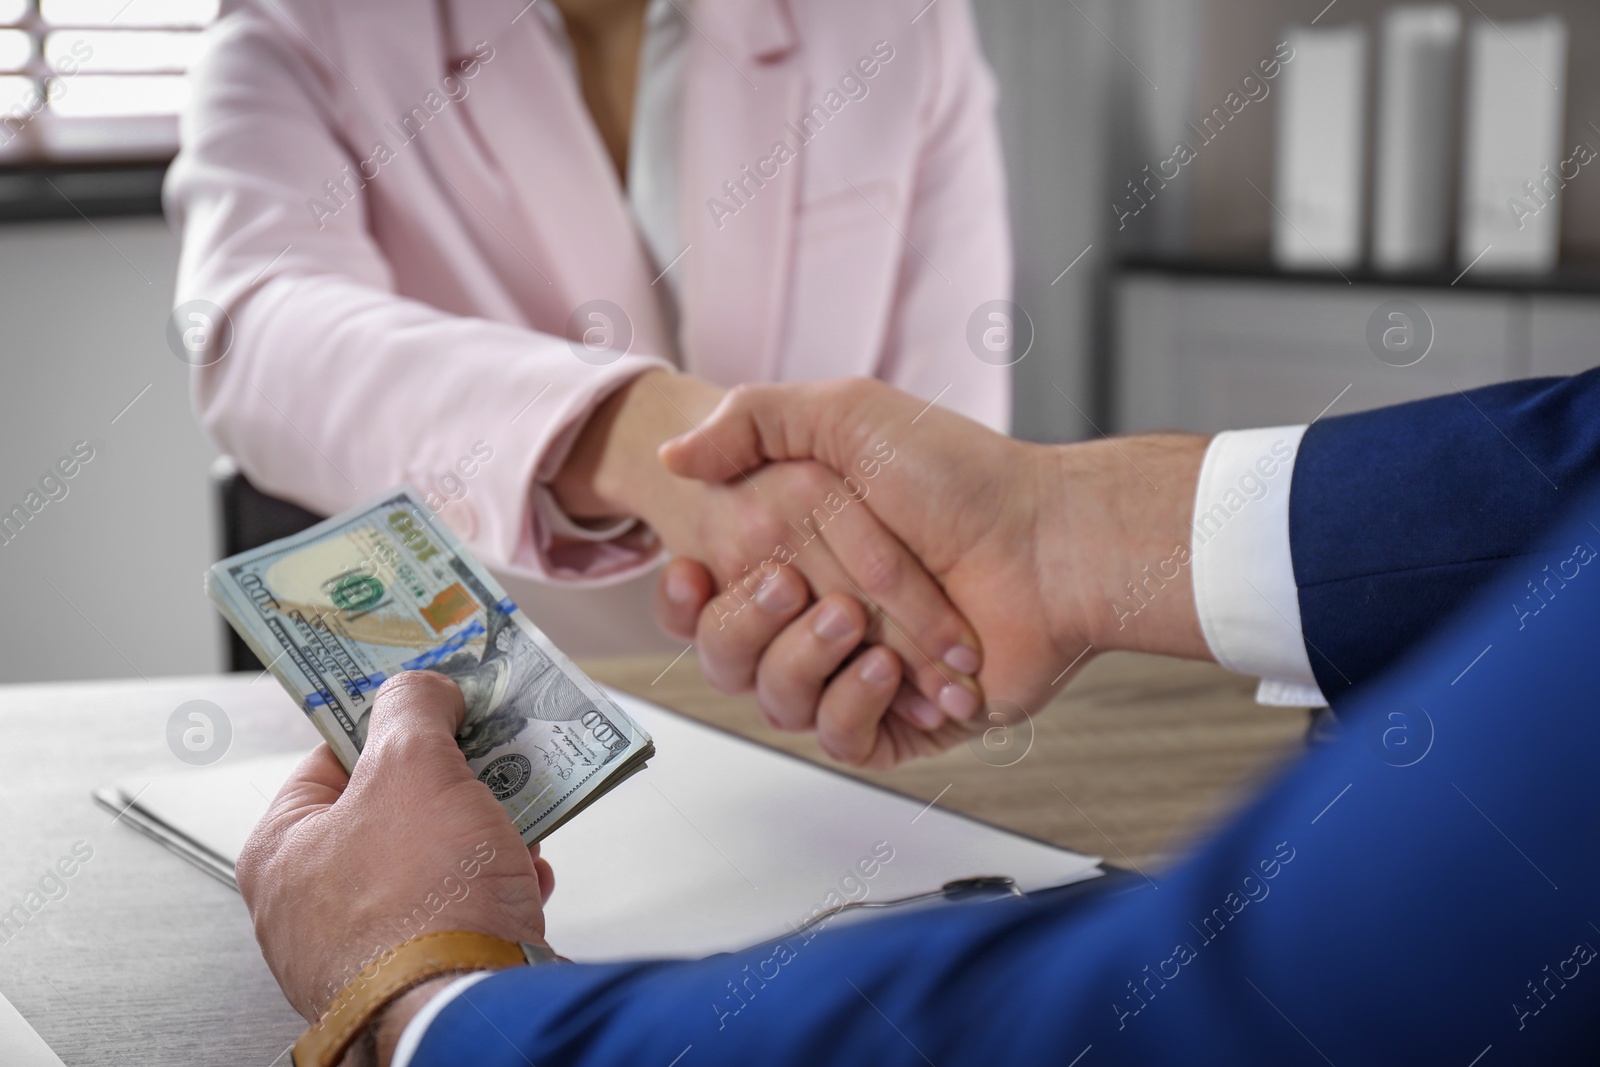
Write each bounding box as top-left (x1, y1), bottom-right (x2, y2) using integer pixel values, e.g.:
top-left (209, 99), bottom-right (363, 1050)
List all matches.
top-left (1110, 255), bottom-right (1600, 435)
top-left (1117, 253), bottom-right (1600, 296)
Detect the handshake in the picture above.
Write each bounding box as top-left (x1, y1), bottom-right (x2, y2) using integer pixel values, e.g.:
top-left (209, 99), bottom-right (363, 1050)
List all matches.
top-left (646, 378), bottom-right (1213, 769)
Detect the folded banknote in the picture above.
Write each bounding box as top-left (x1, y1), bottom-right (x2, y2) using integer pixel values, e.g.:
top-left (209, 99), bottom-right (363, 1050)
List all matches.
top-left (206, 487), bottom-right (653, 842)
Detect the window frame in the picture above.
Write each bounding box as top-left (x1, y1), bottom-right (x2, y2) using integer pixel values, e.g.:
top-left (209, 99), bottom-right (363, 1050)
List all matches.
top-left (0, 0), bottom-right (215, 171)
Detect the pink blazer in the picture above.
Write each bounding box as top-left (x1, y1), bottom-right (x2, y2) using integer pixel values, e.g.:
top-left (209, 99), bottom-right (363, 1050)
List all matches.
top-left (167, 0), bottom-right (1011, 591)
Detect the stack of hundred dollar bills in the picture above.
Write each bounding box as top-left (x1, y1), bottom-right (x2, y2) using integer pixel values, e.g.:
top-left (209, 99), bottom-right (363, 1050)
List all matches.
top-left (206, 488), bottom-right (654, 843)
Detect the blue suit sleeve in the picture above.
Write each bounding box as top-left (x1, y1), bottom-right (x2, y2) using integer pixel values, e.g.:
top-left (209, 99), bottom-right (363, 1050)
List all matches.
top-left (1289, 367), bottom-right (1600, 700)
top-left (413, 487), bottom-right (1600, 1067)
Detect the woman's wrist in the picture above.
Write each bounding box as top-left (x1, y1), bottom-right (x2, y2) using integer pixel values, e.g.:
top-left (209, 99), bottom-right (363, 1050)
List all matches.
top-left (550, 369), bottom-right (726, 524)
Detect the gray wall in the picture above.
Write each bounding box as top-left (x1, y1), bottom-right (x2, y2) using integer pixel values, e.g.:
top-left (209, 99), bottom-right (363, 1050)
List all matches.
top-left (974, 0), bottom-right (1205, 441)
top-left (0, 218), bottom-right (221, 683)
top-left (974, 0), bottom-right (1111, 442)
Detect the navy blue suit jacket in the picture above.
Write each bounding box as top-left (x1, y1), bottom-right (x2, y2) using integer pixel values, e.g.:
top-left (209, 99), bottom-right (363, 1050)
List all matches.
top-left (411, 382), bottom-right (1600, 1066)
top-left (1292, 367), bottom-right (1600, 701)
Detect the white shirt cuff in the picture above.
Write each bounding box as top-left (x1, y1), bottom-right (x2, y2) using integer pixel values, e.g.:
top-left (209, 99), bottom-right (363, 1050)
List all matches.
top-left (391, 970), bottom-right (497, 1067)
top-left (1190, 425), bottom-right (1329, 707)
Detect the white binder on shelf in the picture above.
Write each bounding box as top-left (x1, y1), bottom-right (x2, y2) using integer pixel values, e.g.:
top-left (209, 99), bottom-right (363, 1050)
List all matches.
top-left (95, 687), bottom-right (1102, 963)
top-left (1371, 5), bottom-right (1462, 273)
top-left (1273, 24), bottom-right (1369, 271)
top-left (1458, 16), bottom-right (1569, 274)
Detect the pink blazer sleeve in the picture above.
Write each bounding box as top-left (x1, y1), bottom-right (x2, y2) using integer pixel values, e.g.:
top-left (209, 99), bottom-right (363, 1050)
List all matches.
top-left (164, 6), bottom-right (670, 585)
top-left (878, 0), bottom-right (1012, 434)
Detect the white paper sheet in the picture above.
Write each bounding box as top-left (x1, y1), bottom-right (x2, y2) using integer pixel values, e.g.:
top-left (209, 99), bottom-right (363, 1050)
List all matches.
top-left (0, 990), bottom-right (67, 1067)
top-left (107, 688), bottom-right (1101, 962)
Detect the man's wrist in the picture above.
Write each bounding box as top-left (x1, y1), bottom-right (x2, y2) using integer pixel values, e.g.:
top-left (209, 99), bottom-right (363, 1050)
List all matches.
top-left (366, 933), bottom-right (564, 1067)
top-left (1039, 434), bottom-right (1213, 660)
top-left (369, 974), bottom-right (472, 1067)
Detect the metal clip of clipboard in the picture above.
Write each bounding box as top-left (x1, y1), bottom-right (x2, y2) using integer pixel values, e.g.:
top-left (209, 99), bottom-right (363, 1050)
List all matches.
top-left (788, 875), bottom-right (1026, 939)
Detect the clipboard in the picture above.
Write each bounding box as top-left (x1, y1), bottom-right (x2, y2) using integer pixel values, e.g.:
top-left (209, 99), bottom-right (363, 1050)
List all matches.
top-left (96, 686), bottom-right (1102, 962)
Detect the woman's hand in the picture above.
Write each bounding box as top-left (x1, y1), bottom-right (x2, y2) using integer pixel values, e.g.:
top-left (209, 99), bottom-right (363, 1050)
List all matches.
top-left (238, 672), bottom-right (555, 1023)
top-left (551, 371), bottom-right (987, 755)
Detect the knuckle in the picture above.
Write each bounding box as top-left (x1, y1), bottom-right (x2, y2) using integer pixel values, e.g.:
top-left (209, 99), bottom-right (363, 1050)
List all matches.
top-left (795, 462), bottom-right (836, 499)
top-left (376, 669), bottom-right (451, 707)
top-left (696, 640), bottom-right (754, 695)
top-left (814, 723), bottom-right (845, 761)
top-left (753, 691), bottom-right (791, 731)
top-left (832, 376), bottom-right (879, 408)
top-left (704, 666), bottom-right (749, 696)
top-left (656, 597), bottom-right (697, 642)
top-left (235, 833), bottom-right (273, 899)
top-left (754, 665), bottom-right (812, 733)
top-left (817, 725), bottom-right (868, 767)
top-left (815, 704), bottom-right (871, 765)
top-left (728, 499), bottom-right (785, 557)
top-left (852, 544), bottom-right (904, 598)
top-left (827, 378), bottom-right (864, 404)
top-left (655, 608), bottom-right (694, 642)
top-left (702, 593), bottom-right (752, 642)
top-left (747, 511), bottom-right (791, 555)
top-left (374, 670), bottom-right (463, 739)
top-left (368, 722), bottom-right (432, 765)
top-left (725, 381), bottom-right (762, 409)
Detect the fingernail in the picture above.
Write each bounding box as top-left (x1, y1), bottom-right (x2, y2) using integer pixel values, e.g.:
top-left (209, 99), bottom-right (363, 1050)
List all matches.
top-left (943, 645), bottom-right (981, 675)
top-left (938, 683), bottom-right (980, 720)
top-left (813, 602), bottom-right (858, 641)
top-left (755, 575), bottom-right (802, 614)
top-left (859, 650), bottom-right (897, 687)
top-left (665, 569), bottom-right (696, 604)
top-left (906, 696), bottom-right (943, 730)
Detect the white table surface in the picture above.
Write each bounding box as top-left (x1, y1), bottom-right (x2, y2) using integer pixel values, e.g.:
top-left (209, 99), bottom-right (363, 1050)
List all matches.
top-left (0, 674), bottom-right (317, 1065)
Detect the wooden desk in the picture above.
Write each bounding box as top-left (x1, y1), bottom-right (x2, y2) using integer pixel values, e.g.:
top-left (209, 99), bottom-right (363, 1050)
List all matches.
top-left (631, 650), bottom-right (1310, 871)
top-left (0, 653), bottom-right (1305, 1065)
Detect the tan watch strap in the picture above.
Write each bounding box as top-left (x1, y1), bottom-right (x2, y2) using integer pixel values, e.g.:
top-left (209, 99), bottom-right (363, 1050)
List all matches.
top-left (292, 930), bottom-right (530, 1067)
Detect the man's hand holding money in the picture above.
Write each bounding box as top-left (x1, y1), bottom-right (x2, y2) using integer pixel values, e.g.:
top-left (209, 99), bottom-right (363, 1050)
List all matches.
top-left (239, 671), bottom-right (556, 1058)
